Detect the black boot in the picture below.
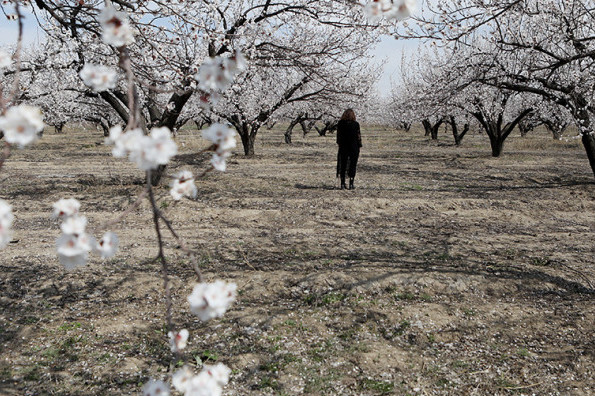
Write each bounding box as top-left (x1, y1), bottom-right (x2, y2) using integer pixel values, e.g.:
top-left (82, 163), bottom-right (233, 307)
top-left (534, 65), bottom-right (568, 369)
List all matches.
top-left (349, 177), bottom-right (355, 190)
top-left (340, 176), bottom-right (347, 190)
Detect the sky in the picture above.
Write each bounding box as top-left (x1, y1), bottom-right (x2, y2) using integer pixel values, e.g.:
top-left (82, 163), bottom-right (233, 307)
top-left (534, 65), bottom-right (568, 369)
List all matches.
top-left (371, 35), bottom-right (423, 98)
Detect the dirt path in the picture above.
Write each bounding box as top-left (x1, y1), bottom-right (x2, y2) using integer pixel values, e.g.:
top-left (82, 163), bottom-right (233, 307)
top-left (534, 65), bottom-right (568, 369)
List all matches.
top-left (0, 126), bottom-right (593, 395)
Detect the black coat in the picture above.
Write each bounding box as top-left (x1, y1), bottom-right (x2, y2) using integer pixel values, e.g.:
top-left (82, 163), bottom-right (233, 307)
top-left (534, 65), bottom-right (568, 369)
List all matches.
top-left (336, 120), bottom-right (362, 151)
top-left (336, 120), bottom-right (362, 177)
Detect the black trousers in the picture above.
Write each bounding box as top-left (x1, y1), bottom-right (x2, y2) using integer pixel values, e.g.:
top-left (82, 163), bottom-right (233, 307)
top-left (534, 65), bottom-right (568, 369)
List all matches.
top-left (338, 147), bottom-right (359, 179)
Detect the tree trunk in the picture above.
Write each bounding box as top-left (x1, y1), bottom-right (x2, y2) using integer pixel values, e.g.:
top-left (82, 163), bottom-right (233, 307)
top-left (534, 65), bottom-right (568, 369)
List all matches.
top-left (241, 132), bottom-right (256, 156)
top-left (316, 120), bottom-right (338, 136)
top-left (55, 122), bottom-right (65, 134)
top-left (431, 126), bottom-right (439, 140)
top-left (422, 120), bottom-right (431, 136)
top-left (301, 120), bottom-right (316, 137)
top-left (472, 109), bottom-right (532, 158)
top-left (581, 132), bottom-right (595, 179)
top-left (145, 90), bottom-right (194, 186)
top-left (449, 116), bottom-right (469, 146)
top-left (149, 165), bottom-right (167, 186)
top-left (235, 122), bottom-right (257, 156)
top-left (544, 121), bottom-right (568, 140)
top-left (422, 119), bottom-right (444, 140)
top-left (99, 118), bottom-right (110, 137)
top-left (519, 124), bottom-right (530, 137)
top-left (571, 96), bottom-right (595, 179)
top-left (489, 135), bottom-right (504, 157)
top-left (284, 117), bottom-right (300, 144)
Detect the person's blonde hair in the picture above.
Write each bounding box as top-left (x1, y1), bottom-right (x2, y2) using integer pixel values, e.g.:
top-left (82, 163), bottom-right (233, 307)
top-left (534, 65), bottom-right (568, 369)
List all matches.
top-left (340, 109), bottom-right (356, 121)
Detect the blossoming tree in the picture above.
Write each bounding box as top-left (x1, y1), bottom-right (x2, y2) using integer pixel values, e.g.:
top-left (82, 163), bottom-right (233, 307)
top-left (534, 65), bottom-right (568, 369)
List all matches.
top-left (391, 0), bottom-right (595, 178)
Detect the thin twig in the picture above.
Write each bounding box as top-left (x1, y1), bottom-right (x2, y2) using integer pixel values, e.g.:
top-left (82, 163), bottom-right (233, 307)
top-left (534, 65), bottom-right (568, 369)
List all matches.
top-left (146, 171), bottom-right (173, 333)
top-left (118, 47), bottom-right (141, 130)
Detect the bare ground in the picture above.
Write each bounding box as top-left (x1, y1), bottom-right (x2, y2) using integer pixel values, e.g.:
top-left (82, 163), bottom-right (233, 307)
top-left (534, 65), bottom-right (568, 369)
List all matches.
top-left (0, 125), bottom-right (593, 395)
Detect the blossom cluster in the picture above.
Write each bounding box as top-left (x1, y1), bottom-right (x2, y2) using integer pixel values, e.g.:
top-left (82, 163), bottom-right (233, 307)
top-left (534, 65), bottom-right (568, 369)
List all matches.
top-left (99, 5), bottom-right (135, 47)
top-left (53, 198), bottom-right (118, 269)
top-left (201, 124), bottom-right (237, 172)
top-left (106, 126), bottom-right (177, 171)
top-left (364, 0), bottom-right (416, 21)
top-left (144, 363), bottom-right (231, 396)
top-left (0, 104), bottom-right (44, 148)
top-left (168, 329), bottom-right (189, 353)
top-left (170, 170), bottom-right (197, 201)
top-left (0, 200), bottom-right (13, 249)
top-left (195, 51), bottom-right (246, 93)
top-left (79, 64), bottom-right (118, 92)
top-left (187, 280), bottom-right (237, 321)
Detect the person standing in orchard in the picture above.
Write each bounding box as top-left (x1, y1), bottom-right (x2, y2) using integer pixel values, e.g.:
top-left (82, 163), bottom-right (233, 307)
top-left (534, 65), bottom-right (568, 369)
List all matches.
top-left (336, 109), bottom-right (362, 190)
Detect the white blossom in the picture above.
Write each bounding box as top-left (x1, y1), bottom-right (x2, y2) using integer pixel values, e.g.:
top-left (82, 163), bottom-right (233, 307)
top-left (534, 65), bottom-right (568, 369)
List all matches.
top-left (202, 124), bottom-right (236, 146)
top-left (210, 153), bottom-right (230, 172)
top-left (188, 281), bottom-right (237, 321)
top-left (202, 124), bottom-right (236, 171)
top-left (99, 6), bottom-right (135, 47)
top-left (170, 170), bottom-right (197, 200)
top-left (79, 64), bottom-right (118, 92)
top-left (0, 199), bottom-right (13, 249)
top-left (364, 0), bottom-right (416, 21)
top-left (111, 127), bottom-right (144, 158)
top-left (95, 231), bottom-right (119, 259)
top-left (216, 134), bottom-right (237, 156)
top-left (56, 233), bottom-right (93, 270)
top-left (195, 52), bottom-right (246, 92)
top-left (52, 198), bottom-right (81, 219)
top-left (184, 370), bottom-right (222, 396)
top-left (168, 329), bottom-right (189, 352)
top-left (0, 50), bottom-right (12, 68)
top-left (60, 215), bottom-right (87, 236)
top-left (196, 58), bottom-right (231, 92)
top-left (142, 379), bottom-right (170, 396)
top-left (107, 126), bottom-right (178, 170)
top-left (128, 127), bottom-right (177, 171)
top-left (172, 366), bottom-right (194, 394)
top-left (203, 363), bottom-right (231, 387)
top-left (0, 105), bottom-right (44, 148)
top-left (105, 125), bottom-right (123, 146)
top-left (197, 93), bottom-right (220, 110)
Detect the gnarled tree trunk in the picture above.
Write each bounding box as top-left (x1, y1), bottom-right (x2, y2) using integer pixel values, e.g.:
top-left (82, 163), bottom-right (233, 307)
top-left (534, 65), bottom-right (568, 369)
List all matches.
top-left (284, 114), bottom-right (305, 144)
top-left (448, 116), bottom-right (469, 146)
top-left (422, 118), bottom-right (444, 140)
top-left (572, 99), bottom-right (595, 178)
top-left (472, 109), bottom-right (532, 157)
top-left (316, 120), bottom-right (338, 136)
top-left (543, 120), bottom-right (568, 140)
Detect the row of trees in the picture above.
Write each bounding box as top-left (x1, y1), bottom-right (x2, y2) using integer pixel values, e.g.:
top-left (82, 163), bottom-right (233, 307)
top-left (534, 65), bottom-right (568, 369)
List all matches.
top-left (4, 1), bottom-right (595, 181)
top-left (4, 0), bottom-right (381, 163)
top-left (387, 0), bottom-right (595, 178)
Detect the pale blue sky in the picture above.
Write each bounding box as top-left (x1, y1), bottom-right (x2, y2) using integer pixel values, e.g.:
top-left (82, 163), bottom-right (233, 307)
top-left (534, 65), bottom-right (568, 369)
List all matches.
top-left (372, 35), bottom-right (423, 98)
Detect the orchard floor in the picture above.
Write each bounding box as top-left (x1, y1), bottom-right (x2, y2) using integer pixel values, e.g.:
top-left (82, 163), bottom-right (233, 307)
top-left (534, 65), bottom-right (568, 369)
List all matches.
top-left (0, 125), bottom-right (594, 396)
